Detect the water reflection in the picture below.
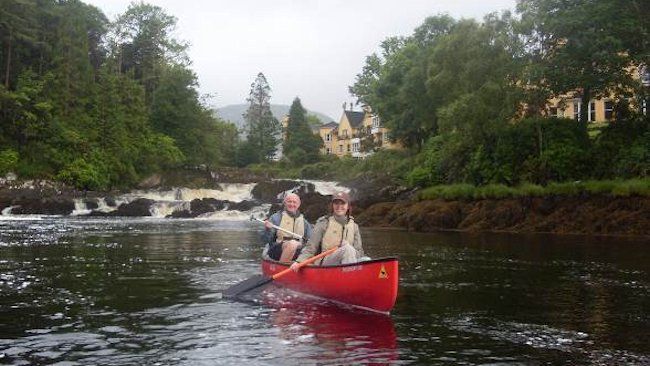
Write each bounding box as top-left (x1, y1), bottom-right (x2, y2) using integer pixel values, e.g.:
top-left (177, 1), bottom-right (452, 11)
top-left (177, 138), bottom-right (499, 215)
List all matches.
top-left (263, 288), bottom-right (398, 364)
top-left (1, 217), bottom-right (649, 365)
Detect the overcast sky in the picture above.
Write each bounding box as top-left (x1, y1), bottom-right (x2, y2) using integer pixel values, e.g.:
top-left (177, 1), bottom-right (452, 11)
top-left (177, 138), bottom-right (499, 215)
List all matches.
top-left (85, 0), bottom-right (517, 121)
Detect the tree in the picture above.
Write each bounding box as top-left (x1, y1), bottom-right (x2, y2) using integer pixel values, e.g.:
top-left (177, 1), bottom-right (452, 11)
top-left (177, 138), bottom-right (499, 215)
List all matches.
top-left (283, 97), bottom-right (322, 165)
top-left (0, 70), bottom-right (52, 147)
top-left (0, 0), bottom-right (39, 88)
top-left (242, 72), bottom-right (281, 163)
top-left (349, 16), bottom-right (457, 151)
top-left (517, 0), bottom-right (649, 128)
top-left (48, 0), bottom-right (107, 118)
top-left (110, 2), bottom-right (188, 106)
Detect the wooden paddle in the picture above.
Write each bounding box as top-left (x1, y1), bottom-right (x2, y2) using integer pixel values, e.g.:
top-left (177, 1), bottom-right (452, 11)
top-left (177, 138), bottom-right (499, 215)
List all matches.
top-left (222, 246), bottom-right (338, 298)
top-left (250, 216), bottom-right (303, 240)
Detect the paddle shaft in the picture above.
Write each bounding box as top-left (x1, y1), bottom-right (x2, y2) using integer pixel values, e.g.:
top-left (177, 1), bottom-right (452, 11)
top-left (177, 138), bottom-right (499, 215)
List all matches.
top-left (222, 246), bottom-right (339, 298)
top-left (252, 217), bottom-right (303, 240)
top-left (271, 246), bottom-right (338, 279)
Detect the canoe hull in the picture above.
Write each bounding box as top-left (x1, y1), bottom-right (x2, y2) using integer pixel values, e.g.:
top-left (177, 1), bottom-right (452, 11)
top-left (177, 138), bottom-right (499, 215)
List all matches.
top-left (261, 257), bottom-right (399, 313)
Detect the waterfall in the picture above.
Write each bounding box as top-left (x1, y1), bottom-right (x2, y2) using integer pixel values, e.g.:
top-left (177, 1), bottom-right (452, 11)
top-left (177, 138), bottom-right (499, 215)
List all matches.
top-left (71, 199), bottom-right (91, 216)
top-left (304, 180), bottom-right (350, 195)
top-left (1, 180), bottom-right (347, 219)
top-left (119, 183), bottom-right (255, 204)
top-left (107, 183), bottom-right (259, 218)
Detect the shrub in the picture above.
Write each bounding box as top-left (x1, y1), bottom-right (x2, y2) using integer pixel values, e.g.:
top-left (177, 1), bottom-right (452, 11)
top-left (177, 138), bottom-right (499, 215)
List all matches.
top-left (56, 158), bottom-right (109, 190)
top-left (0, 149), bottom-right (19, 175)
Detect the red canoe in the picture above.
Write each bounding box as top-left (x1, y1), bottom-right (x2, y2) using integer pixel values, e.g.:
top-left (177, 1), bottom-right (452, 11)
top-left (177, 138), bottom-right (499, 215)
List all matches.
top-left (261, 257), bottom-right (399, 313)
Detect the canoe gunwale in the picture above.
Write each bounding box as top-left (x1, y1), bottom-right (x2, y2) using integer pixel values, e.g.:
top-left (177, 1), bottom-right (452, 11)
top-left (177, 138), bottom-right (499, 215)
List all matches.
top-left (262, 256), bottom-right (399, 269)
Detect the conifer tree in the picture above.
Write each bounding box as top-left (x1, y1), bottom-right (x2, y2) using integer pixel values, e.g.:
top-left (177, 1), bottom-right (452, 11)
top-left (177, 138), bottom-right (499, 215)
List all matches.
top-left (283, 97), bottom-right (322, 164)
top-left (242, 72), bottom-right (281, 162)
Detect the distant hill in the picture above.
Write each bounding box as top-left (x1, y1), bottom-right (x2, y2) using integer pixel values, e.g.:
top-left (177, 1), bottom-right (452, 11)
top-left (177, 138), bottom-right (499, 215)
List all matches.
top-left (214, 104), bottom-right (335, 130)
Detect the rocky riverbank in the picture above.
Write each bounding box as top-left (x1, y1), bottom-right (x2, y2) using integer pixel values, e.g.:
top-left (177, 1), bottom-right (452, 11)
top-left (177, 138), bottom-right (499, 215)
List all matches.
top-left (354, 195), bottom-right (650, 237)
top-left (1, 169), bottom-right (648, 238)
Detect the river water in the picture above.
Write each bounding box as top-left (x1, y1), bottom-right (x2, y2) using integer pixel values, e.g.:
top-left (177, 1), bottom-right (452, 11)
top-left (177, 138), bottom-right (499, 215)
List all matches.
top-left (0, 216), bottom-right (648, 365)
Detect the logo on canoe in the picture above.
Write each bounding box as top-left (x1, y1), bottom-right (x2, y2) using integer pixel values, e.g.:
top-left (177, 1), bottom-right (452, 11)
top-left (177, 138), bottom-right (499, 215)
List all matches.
top-left (378, 265), bottom-right (388, 279)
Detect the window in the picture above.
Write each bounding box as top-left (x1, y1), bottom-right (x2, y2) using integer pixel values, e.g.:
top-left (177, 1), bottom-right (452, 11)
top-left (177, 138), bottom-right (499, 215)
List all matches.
top-left (338, 144), bottom-right (343, 153)
top-left (573, 100), bottom-right (580, 121)
top-left (589, 101), bottom-right (596, 122)
top-left (325, 133), bottom-right (331, 142)
top-left (604, 101), bottom-right (614, 120)
top-left (549, 107), bottom-right (557, 117)
top-left (372, 115), bottom-right (380, 128)
top-left (326, 147), bottom-right (331, 154)
top-left (383, 132), bottom-right (390, 143)
top-left (641, 65), bottom-right (650, 87)
top-left (347, 144), bottom-right (351, 152)
top-left (352, 142), bottom-right (360, 152)
top-left (341, 129), bottom-right (348, 138)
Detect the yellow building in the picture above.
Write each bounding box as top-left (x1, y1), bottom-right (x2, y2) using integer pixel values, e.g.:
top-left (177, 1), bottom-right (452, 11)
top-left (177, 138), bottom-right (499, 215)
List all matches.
top-left (546, 65), bottom-right (649, 122)
top-left (547, 95), bottom-right (615, 122)
top-left (320, 108), bottom-right (401, 158)
top-left (319, 121), bottom-right (338, 156)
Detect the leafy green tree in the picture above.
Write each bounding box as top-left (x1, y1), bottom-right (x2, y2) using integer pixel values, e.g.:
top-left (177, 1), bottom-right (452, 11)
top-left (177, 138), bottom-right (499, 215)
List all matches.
top-left (283, 97), bottom-right (322, 165)
top-left (111, 2), bottom-right (188, 106)
top-left (150, 64), bottom-right (222, 167)
top-left (47, 0), bottom-right (107, 118)
top-left (0, 70), bottom-right (52, 146)
top-left (517, 0), bottom-right (649, 128)
top-left (350, 16), bottom-right (457, 150)
top-left (0, 0), bottom-right (39, 88)
top-left (242, 72), bottom-right (281, 162)
top-left (91, 66), bottom-right (182, 187)
top-left (305, 114), bottom-right (323, 128)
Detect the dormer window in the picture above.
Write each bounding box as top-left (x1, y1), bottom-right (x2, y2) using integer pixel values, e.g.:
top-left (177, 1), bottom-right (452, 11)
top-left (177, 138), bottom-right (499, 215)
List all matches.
top-left (372, 115), bottom-right (380, 128)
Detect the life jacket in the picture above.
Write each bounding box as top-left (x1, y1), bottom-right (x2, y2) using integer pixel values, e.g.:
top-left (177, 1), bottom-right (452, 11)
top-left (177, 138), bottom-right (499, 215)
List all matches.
top-left (321, 216), bottom-right (356, 251)
top-left (276, 211), bottom-right (305, 242)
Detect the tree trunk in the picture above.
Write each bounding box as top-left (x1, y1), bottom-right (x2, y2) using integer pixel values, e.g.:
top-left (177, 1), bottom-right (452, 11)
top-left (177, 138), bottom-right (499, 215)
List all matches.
top-left (4, 28), bottom-right (12, 88)
top-left (536, 119), bottom-right (543, 157)
top-left (579, 88), bottom-right (590, 131)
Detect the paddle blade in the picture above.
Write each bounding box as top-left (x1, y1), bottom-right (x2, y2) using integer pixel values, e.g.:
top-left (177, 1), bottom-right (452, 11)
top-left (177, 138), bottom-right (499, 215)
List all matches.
top-left (223, 274), bottom-right (273, 298)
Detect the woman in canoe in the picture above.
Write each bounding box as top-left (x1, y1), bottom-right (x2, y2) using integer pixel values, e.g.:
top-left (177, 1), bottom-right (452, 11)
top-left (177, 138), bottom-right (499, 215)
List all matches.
top-left (290, 191), bottom-right (364, 271)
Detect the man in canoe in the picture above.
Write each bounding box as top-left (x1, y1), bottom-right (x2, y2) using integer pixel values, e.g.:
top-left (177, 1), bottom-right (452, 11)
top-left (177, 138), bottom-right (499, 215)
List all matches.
top-left (290, 191), bottom-right (364, 271)
top-left (262, 192), bottom-right (313, 263)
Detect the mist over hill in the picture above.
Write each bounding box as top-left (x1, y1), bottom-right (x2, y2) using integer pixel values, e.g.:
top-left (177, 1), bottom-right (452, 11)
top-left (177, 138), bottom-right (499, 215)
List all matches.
top-left (214, 104), bottom-right (335, 130)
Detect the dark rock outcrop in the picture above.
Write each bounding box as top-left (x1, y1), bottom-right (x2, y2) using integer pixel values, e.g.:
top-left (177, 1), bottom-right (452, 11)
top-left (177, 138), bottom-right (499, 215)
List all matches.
top-left (341, 173), bottom-right (415, 216)
top-left (101, 198), bottom-right (154, 217)
top-left (228, 200), bottom-right (260, 212)
top-left (11, 197), bottom-right (75, 215)
top-left (84, 199), bottom-right (99, 210)
top-left (356, 196), bottom-right (650, 237)
top-left (252, 180), bottom-right (308, 203)
top-left (190, 198), bottom-right (226, 215)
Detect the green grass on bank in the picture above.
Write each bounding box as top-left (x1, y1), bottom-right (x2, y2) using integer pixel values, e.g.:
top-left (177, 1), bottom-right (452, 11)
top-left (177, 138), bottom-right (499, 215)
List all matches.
top-left (417, 178), bottom-right (650, 200)
top-left (248, 149), bottom-right (413, 182)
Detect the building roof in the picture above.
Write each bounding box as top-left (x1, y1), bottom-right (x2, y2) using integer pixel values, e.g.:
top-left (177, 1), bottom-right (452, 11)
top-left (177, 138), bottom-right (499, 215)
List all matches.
top-left (344, 111), bottom-right (365, 128)
top-left (320, 121), bottom-right (338, 129)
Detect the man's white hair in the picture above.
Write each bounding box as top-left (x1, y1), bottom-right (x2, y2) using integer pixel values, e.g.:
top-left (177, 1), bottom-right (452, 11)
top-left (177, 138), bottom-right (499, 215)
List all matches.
top-left (284, 192), bottom-right (301, 204)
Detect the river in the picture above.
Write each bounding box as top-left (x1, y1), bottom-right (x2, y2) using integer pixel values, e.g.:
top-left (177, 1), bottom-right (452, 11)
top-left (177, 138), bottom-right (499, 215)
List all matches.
top-left (0, 216), bottom-right (648, 365)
